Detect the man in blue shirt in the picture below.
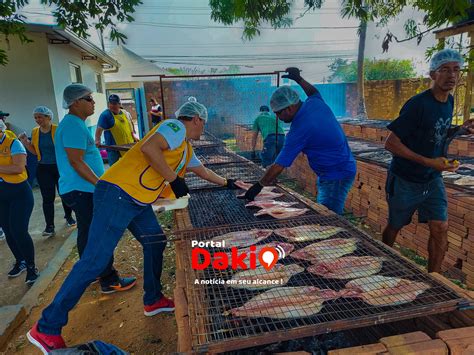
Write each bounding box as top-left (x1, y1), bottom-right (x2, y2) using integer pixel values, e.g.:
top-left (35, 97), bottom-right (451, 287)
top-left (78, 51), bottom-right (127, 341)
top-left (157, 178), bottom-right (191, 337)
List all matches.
top-left (383, 49), bottom-right (474, 272)
top-left (56, 84), bottom-right (136, 293)
top-left (243, 68), bottom-right (356, 214)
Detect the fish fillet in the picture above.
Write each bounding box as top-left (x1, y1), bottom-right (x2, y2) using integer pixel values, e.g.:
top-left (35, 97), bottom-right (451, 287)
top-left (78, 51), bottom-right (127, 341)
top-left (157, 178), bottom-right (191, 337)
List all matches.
top-left (308, 256), bottom-right (385, 279)
top-left (274, 224), bottom-right (345, 243)
top-left (210, 229), bottom-right (273, 248)
top-left (238, 191), bottom-right (284, 200)
top-left (254, 207), bottom-right (309, 219)
top-left (228, 286), bottom-right (340, 319)
top-left (235, 181), bottom-right (276, 193)
top-left (454, 176), bottom-right (474, 186)
top-left (226, 241), bottom-right (294, 260)
top-left (290, 238), bottom-right (358, 262)
top-left (229, 264), bottom-right (304, 290)
top-left (342, 275), bottom-right (430, 306)
top-left (245, 200), bottom-right (298, 209)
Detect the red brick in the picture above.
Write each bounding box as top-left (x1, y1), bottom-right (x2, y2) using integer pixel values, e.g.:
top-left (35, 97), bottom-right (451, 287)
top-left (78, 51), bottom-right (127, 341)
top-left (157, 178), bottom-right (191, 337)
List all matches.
top-left (385, 339), bottom-right (447, 354)
top-left (328, 343), bottom-right (387, 355)
top-left (380, 332), bottom-right (431, 348)
top-left (436, 326), bottom-right (474, 341)
top-left (444, 337), bottom-right (474, 355)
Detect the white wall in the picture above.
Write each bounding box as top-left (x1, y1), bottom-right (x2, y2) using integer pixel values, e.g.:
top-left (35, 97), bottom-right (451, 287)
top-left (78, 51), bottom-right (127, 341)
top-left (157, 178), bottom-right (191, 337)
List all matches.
top-left (47, 41), bottom-right (107, 127)
top-left (0, 33), bottom-right (57, 133)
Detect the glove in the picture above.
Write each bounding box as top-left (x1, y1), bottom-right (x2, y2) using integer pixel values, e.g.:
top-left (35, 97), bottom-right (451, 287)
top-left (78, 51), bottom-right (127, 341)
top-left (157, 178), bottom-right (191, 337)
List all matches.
top-left (169, 176), bottom-right (189, 198)
top-left (240, 182), bottom-right (263, 201)
top-left (282, 67), bottom-right (302, 82)
top-left (226, 178), bottom-right (239, 190)
top-left (250, 151), bottom-right (257, 160)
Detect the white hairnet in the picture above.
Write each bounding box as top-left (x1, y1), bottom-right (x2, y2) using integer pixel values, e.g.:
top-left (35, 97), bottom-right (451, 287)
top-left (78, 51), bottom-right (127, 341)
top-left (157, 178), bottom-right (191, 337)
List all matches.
top-left (430, 49), bottom-right (464, 71)
top-left (0, 120), bottom-right (6, 133)
top-left (175, 101), bottom-right (208, 121)
top-left (188, 96), bottom-right (197, 102)
top-left (270, 86), bottom-right (300, 112)
top-left (33, 106), bottom-right (53, 119)
top-left (62, 84), bottom-right (92, 109)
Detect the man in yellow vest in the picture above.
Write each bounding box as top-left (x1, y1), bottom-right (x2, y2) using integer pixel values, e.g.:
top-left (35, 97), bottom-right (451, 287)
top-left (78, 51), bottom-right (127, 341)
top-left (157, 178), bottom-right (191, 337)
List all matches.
top-left (95, 94), bottom-right (137, 166)
top-left (28, 100), bottom-right (239, 352)
top-left (0, 111), bottom-right (17, 139)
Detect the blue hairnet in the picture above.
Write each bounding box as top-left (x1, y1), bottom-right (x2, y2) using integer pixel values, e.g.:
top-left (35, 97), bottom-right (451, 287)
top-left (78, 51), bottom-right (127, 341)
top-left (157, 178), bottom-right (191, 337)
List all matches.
top-left (33, 106), bottom-right (53, 119)
top-left (430, 49), bottom-right (464, 71)
top-left (62, 84), bottom-right (92, 109)
top-left (175, 101), bottom-right (208, 121)
top-left (270, 86), bottom-right (300, 112)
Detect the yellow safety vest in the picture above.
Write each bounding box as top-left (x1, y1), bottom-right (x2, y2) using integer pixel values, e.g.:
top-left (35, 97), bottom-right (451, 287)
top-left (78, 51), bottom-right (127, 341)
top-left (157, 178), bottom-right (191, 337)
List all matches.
top-left (0, 135), bottom-right (28, 184)
top-left (5, 130), bottom-right (16, 139)
top-left (100, 122), bottom-right (193, 204)
top-left (31, 125), bottom-right (57, 162)
top-left (109, 111), bottom-right (134, 157)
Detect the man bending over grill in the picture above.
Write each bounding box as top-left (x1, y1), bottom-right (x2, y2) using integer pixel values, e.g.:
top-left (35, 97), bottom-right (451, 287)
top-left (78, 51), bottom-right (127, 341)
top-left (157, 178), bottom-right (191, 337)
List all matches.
top-left (242, 67), bottom-right (356, 215)
top-left (382, 49), bottom-right (474, 273)
top-left (27, 100), bottom-right (239, 353)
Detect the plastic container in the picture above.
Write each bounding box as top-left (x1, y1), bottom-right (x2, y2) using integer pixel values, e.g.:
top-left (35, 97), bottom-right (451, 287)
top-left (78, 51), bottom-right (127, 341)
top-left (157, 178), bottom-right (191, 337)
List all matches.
top-left (152, 194), bottom-right (190, 212)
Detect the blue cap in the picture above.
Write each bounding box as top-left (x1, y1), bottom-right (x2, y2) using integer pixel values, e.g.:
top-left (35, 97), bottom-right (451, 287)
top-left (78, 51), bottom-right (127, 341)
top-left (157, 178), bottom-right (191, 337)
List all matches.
top-left (108, 94), bottom-right (121, 104)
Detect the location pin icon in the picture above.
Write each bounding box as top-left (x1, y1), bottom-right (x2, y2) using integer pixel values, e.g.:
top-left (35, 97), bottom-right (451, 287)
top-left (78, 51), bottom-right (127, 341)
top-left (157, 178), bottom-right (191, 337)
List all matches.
top-left (259, 247), bottom-right (278, 270)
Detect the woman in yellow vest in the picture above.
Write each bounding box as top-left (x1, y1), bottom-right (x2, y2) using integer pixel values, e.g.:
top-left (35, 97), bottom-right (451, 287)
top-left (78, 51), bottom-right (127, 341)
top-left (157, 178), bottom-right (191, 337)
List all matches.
top-left (29, 101), bottom-right (241, 350)
top-left (0, 120), bottom-right (38, 284)
top-left (19, 106), bottom-right (76, 237)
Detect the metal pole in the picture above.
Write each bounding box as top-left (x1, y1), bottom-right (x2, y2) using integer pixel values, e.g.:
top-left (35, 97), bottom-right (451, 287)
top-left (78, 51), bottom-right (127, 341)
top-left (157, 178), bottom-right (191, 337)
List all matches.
top-left (159, 75), bottom-right (166, 119)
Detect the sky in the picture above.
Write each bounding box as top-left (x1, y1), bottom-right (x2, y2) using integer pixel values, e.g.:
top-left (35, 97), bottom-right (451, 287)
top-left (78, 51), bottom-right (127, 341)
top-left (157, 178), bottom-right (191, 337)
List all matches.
top-left (20, 0), bottom-right (439, 82)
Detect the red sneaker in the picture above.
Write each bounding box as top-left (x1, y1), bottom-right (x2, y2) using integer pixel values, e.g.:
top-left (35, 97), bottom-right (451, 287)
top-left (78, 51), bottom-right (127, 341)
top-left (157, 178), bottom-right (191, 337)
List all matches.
top-left (144, 295), bottom-right (175, 317)
top-left (27, 322), bottom-right (66, 354)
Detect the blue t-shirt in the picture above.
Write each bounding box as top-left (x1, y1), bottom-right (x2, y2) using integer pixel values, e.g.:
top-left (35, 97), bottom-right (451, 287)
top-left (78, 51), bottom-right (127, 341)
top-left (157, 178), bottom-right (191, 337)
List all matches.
top-left (388, 90), bottom-right (455, 183)
top-left (38, 130), bottom-right (56, 164)
top-left (155, 119), bottom-right (201, 168)
top-left (97, 109), bottom-right (117, 146)
top-left (275, 92), bottom-right (356, 180)
top-left (55, 114), bottom-right (105, 194)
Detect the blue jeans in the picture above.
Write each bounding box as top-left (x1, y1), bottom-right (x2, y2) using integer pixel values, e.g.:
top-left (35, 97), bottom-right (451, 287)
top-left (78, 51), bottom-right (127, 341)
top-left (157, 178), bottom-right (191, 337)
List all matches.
top-left (261, 134), bottom-right (285, 168)
top-left (107, 150), bottom-right (120, 166)
top-left (38, 181), bottom-right (167, 335)
top-left (317, 176), bottom-right (355, 215)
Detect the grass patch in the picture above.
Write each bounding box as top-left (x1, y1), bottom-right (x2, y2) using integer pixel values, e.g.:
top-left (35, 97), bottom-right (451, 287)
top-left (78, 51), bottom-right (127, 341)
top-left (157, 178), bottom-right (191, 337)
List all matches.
top-left (399, 246), bottom-right (428, 268)
top-left (223, 138), bottom-right (238, 152)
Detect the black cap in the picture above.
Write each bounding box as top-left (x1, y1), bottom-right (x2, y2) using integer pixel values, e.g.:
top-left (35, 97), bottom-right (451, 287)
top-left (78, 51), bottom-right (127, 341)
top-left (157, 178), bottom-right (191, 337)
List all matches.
top-left (108, 94), bottom-right (121, 104)
top-left (259, 105), bottom-right (270, 112)
top-left (0, 111), bottom-right (10, 117)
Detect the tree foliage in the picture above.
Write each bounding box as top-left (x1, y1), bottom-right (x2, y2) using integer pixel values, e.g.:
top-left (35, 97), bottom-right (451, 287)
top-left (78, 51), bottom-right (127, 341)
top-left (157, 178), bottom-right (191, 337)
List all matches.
top-left (0, 0), bottom-right (141, 65)
top-left (328, 58), bottom-right (417, 82)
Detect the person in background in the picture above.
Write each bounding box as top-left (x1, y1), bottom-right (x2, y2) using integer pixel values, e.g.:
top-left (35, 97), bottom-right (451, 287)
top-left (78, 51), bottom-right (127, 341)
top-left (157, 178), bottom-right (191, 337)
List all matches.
top-left (19, 106), bottom-right (76, 237)
top-left (0, 120), bottom-right (38, 284)
top-left (95, 94), bottom-right (138, 166)
top-left (242, 68), bottom-right (356, 215)
top-left (251, 105), bottom-right (286, 167)
top-left (382, 49), bottom-right (474, 273)
top-left (149, 97), bottom-right (163, 128)
top-left (27, 100), bottom-right (239, 353)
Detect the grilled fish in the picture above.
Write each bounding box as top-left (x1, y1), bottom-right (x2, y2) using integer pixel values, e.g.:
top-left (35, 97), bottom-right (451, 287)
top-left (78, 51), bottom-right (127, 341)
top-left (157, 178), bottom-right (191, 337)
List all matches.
top-left (274, 225), bottom-right (345, 243)
top-left (228, 286), bottom-right (340, 319)
top-left (308, 256), bottom-right (385, 279)
top-left (235, 181), bottom-right (276, 193)
top-left (238, 191), bottom-right (284, 200)
top-left (341, 275), bottom-right (430, 306)
top-left (245, 200), bottom-right (298, 209)
top-left (229, 264), bottom-right (304, 290)
top-left (290, 238), bottom-right (358, 262)
top-left (210, 229), bottom-right (273, 248)
top-left (254, 207), bottom-right (309, 219)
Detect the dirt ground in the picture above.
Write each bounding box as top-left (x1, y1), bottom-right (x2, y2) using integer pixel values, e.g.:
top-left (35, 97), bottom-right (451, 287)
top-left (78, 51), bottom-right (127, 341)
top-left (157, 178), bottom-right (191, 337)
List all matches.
top-left (4, 212), bottom-right (178, 354)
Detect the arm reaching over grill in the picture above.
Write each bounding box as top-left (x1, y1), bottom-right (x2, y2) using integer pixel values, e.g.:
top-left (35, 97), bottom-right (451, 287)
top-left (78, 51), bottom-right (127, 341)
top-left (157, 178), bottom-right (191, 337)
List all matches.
top-left (187, 164), bottom-right (238, 188)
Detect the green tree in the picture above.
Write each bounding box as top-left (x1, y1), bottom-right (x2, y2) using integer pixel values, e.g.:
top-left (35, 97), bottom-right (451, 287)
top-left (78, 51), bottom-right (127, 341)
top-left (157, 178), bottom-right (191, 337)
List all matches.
top-left (0, 0), bottom-right (142, 65)
top-left (328, 58), bottom-right (417, 82)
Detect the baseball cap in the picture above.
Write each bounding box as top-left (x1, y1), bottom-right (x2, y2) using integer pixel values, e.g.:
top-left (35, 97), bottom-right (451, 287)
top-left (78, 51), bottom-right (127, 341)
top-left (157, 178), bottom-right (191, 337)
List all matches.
top-left (108, 94), bottom-right (121, 104)
top-left (0, 111), bottom-right (10, 117)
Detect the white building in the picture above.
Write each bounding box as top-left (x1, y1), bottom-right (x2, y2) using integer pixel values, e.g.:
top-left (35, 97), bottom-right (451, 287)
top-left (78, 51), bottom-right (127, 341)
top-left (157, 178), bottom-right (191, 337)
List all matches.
top-left (0, 23), bottom-right (119, 134)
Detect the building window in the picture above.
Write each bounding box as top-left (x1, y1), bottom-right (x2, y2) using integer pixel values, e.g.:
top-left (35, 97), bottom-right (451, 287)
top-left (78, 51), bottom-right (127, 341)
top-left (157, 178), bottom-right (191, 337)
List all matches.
top-left (95, 73), bottom-right (103, 93)
top-left (69, 63), bottom-right (82, 83)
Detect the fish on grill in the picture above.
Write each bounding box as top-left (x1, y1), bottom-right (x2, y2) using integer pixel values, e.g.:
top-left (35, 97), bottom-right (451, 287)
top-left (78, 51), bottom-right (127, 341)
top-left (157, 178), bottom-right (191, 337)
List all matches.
top-left (245, 200), bottom-right (298, 209)
top-left (254, 207), bottom-right (309, 219)
top-left (238, 191), bottom-right (284, 200)
top-left (307, 256), bottom-right (385, 279)
top-left (290, 238), bottom-right (358, 262)
top-left (227, 286), bottom-right (340, 319)
top-left (226, 241), bottom-right (295, 260)
top-left (235, 181), bottom-right (277, 193)
top-left (341, 275), bottom-right (430, 306)
top-left (210, 229), bottom-right (273, 248)
top-left (274, 224), bottom-right (345, 243)
top-left (229, 264), bottom-right (304, 290)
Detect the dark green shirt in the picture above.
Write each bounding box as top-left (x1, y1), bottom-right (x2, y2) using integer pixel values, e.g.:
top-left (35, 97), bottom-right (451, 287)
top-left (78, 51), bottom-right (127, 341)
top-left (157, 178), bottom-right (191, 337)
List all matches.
top-left (252, 112), bottom-right (285, 140)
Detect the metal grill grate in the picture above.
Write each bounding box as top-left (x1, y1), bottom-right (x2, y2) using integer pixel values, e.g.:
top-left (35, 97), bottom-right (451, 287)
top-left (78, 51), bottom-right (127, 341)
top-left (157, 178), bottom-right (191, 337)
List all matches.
top-left (188, 187), bottom-right (319, 227)
top-left (186, 162), bottom-right (265, 190)
top-left (175, 215), bottom-right (465, 353)
top-left (195, 146), bottom-right (248, 165)
top-left (190, 131), bottom-right (224, 149)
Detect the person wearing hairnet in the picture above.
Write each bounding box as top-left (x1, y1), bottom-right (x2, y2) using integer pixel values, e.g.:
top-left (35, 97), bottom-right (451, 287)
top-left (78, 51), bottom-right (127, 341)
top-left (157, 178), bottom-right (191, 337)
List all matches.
top-left (19, 106), bottom-right (76, 237)
top-left (242, 68), bottom-right (356, 215)
top-left (95, 94), bottom-right (138, 166)
top-left (251, 105), bottom-right (286, 167)
top-left (28, 99), bottom-right (239, 352)
top-left (0, 120), bottom-right (38, 284)
top-left (382, 49), bottom-right (474, 273)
